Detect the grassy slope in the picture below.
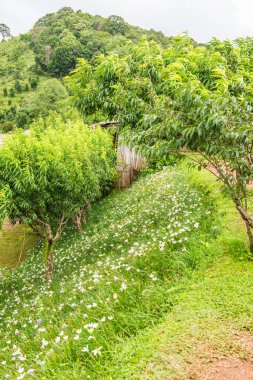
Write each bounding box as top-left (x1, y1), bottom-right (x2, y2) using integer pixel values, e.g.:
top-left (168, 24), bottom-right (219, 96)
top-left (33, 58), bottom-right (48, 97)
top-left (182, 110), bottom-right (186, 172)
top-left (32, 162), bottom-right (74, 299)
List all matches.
top-left (0, 165), bottom-right (252, 379)
top-left (99, 166), bottom-right (253, 379)
top-left (0, 167), bottom-right (216, 379)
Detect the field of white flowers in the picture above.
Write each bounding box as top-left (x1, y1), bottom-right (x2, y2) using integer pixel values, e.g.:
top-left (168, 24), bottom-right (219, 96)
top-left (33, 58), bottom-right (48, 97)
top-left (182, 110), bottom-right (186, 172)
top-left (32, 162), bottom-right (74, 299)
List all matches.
top-left (0, 168), bottom-right (216, 379)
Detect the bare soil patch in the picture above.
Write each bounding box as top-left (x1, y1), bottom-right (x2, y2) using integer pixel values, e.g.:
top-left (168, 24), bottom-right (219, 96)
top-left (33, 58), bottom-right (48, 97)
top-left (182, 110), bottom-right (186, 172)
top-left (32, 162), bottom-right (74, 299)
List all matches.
top-left (200, 357), bottom-right (253, 380)
top-left (2, 219), bottom-right (18, 230)
top-left (188, 332), bottom-right (253, 380)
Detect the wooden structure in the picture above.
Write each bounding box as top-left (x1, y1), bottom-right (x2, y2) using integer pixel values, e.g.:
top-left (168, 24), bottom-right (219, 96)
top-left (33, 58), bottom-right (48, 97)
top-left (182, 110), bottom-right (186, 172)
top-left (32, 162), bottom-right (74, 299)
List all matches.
top-left (91, 121), bottom-right (147, 188)
top-left (116, 142), bottom-right (146, 188)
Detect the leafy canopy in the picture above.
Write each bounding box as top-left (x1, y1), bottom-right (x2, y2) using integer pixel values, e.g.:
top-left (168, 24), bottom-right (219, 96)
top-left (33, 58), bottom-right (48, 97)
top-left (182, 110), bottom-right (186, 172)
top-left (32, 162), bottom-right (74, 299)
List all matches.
top-left (67, 36), bottom-right (253, 250)
top-left (0, 117), bottom-right (116, 277)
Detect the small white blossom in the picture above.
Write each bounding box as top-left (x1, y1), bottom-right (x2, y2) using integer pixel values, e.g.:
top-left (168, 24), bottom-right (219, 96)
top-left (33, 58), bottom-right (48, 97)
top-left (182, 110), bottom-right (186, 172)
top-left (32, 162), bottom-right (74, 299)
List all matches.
top-left (41, 339), bottom-right (48, 349)
top-left (120, 282), bottom-right (127, 291)
top-left (92, 346), bottom-right (102, 356)
top-left (81, 346), bottom-right (89, 352)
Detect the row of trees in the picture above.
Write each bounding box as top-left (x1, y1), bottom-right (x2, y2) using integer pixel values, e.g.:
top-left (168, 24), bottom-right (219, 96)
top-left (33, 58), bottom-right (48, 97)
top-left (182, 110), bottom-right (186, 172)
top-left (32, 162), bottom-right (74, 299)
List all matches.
top-left (67, 36), bottom-right (253, 253)
top-left (3, 81), bottom-right (32, 97)
top-left (0, 118), bottom-right (116, 279)
top-left (0, 79), bottom-right (68, 131)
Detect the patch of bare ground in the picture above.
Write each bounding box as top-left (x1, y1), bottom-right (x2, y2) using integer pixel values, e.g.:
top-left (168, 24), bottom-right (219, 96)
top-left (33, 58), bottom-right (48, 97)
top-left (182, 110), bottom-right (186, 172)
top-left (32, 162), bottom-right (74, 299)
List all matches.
top-left (0, 220), bottom-right (38, 268)
top-left (188, 332), bottom-right (253, 380)
top-left (2, 219), bottom-right (16, 230)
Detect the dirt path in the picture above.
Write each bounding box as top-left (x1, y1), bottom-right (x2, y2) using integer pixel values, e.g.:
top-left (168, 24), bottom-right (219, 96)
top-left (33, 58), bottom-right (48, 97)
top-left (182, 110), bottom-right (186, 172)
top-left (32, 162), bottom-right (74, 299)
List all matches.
top-left (188, 332), bottom-right (253, 380)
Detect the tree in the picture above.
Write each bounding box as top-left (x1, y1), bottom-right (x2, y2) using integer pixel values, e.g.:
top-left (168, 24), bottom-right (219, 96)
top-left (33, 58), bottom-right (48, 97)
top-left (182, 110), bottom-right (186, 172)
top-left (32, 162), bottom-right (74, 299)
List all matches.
top-left (29, 77), bottom-right (38, 89)
top-left (17, 78), bottom-right (68, 128)
top-left (14, 80), bottom-right (22, 93)
top-left (67, 37), bottom-right (253, 253)
top-left (0, 24), bottom-right (11, 41)
top-left (49, 44), bottom-right (82, 76)
top-left (49, 30), bottom-right (83, 76)
top-left (0, 119), bottom-right (116, 280)
top-left (1, 121), bottom-right (14, 132)
top-left (103, 15), bottom-right (128, 35)
top-left (36, 79), bottom-right (68, 114)
top-left (9, 88), bottom-right (15, 98)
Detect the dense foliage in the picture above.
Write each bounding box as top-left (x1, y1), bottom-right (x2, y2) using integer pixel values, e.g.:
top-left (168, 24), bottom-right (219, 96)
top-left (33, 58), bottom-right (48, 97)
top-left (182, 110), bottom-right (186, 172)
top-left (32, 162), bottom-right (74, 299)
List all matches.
top-left (0, 7), bottom-right (170, 131)
top-left (67, 36), bottom-right (253, 252)
top-left (15, 78), bottom-right (68, 128)
top-left (29, 7), bottom-right (169, 76)
top-left (0, 118), bottom-right (116, 279)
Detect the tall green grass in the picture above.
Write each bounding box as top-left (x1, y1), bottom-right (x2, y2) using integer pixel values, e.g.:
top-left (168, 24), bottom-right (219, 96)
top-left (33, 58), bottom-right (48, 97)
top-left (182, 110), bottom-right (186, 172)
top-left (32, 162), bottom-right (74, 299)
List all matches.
top-left (96, 166), bottom-right (253, 380)
top-left (0, 168), bottom-right (219, 379)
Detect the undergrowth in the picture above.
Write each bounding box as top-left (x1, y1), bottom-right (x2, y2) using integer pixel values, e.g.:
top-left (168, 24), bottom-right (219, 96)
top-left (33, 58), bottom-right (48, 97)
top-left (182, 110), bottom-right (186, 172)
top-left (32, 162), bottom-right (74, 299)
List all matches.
top-left (0, 167), bottom-right (223, 379)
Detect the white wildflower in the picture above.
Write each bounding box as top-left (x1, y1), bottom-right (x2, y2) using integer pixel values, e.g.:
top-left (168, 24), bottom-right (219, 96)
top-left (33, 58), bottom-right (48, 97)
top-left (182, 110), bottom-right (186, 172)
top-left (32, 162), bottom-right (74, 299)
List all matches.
top-left (92, 346), bottom-right (102, 356)
top-left (41, 339), bottom-right (48, 349)
top-left (81, 346), bottom-right (89, 352)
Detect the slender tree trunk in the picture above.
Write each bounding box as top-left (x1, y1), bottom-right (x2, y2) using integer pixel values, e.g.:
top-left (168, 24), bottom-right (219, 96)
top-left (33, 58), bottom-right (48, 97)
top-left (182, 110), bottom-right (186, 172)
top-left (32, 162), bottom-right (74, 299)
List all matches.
top-left (75, 215), bottom-right (83, 235)
top-left (73, 214), bottom-right (83, 235)
top-left (73, 209), bottom-right (86, 235)
top-left (245, 222), bottom-right (253, 254)
top-left (46, 240), bottom-right (54, 281)
top-left (81, 209), bottom-right (86, 224)
top-left (235, 198), bottom-right (253, 254)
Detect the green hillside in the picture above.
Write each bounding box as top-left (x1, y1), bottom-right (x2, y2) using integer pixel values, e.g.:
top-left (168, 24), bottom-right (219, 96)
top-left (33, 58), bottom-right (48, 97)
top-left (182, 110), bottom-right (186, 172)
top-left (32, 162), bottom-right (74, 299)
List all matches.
top-left (0, 7), bottom-right (170, 131)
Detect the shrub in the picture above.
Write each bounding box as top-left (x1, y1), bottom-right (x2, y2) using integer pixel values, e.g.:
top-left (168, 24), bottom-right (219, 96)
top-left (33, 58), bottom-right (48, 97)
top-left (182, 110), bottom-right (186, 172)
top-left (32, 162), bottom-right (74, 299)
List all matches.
top-left (0, 118), bottom-right (116, 279)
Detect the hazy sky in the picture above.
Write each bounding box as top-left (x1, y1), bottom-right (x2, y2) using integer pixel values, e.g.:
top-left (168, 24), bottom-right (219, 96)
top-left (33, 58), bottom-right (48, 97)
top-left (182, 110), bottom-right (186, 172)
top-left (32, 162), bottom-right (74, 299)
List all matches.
top-left (1, 0), bottom-right (253, 42)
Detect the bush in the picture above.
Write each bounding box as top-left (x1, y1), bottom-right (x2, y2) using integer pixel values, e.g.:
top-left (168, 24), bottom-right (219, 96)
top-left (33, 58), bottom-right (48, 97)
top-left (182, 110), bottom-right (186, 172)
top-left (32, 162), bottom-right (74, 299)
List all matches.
top-left (9, 88), bottom-right (15, 97)
top-left (0, 118), bottom-right (116, 279)
top-left (1, 121), bottom-right (14, 132)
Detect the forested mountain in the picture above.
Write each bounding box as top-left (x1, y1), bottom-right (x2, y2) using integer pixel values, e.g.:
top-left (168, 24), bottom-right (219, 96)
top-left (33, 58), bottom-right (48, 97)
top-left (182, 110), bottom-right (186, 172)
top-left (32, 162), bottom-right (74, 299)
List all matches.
top-left (0, 7), bottom-right (170, 131)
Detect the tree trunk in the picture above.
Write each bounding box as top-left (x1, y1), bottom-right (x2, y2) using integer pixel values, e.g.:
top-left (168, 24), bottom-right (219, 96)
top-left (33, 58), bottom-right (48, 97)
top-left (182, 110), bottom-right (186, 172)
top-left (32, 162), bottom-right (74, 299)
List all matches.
top-left (73, 209), bottom-right (86, 235)
top-left (75, 215), bottom-right (83, 235)
top-left (46, 240), bottom-right (54, 281)
top-left (81, 209), bottom-right (86, 224)
top-left (235, 200), bottom-right (253, 254)
top-left (245, 222), bottom-right (253, 254)
top-left (73, 214), bottom-right (83, 235)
